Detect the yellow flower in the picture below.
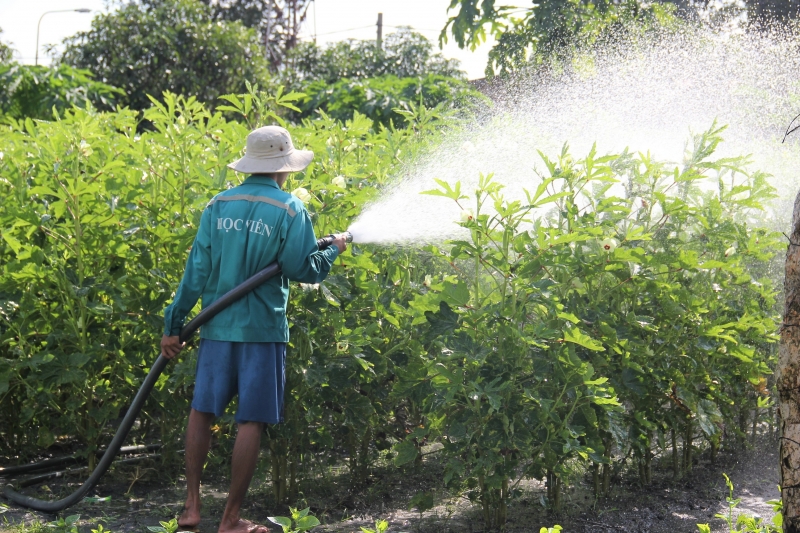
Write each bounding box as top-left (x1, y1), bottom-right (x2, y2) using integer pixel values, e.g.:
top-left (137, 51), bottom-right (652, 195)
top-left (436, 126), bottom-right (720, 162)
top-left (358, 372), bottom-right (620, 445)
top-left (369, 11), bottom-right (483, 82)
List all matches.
top-left (460, 208), bottom-right (475, 223)
top-left (724, 246), bottom-right (736, 257)
top-left (332, 175), bottom-right (347, 188)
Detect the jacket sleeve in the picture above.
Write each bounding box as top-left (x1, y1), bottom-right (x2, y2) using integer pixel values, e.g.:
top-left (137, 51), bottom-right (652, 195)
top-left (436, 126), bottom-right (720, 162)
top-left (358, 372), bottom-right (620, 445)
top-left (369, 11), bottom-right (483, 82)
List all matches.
top-left (278, 208), bottom-right (339, 283)
top-left (163, 208), bottom-right (213, 336)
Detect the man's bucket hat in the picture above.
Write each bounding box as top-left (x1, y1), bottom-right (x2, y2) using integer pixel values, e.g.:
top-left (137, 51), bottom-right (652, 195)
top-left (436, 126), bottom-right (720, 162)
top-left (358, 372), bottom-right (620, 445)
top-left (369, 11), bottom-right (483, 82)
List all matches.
top-left (227, 125), bottom-right (313, 174)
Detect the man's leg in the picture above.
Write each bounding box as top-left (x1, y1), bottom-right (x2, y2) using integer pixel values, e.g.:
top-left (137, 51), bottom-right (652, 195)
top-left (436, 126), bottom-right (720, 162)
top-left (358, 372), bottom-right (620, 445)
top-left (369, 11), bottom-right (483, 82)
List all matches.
top-left (179, 408), bottom-right (215, 528)
top-left (218, 421), bottom-right (265, 533)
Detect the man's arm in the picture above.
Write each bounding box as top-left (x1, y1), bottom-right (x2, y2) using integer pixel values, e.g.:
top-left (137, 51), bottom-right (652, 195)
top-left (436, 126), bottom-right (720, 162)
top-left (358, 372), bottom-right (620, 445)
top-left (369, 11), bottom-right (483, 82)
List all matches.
top-left (278, 209), bottom-right (346, 283)
top-left (161, 208), bottom-right (213, 358)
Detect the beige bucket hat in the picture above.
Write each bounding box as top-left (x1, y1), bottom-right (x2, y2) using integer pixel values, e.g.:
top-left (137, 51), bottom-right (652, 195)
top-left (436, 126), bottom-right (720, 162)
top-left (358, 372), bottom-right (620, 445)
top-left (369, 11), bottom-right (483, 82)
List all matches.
top-left (227, 125), bottom-right (313, 173)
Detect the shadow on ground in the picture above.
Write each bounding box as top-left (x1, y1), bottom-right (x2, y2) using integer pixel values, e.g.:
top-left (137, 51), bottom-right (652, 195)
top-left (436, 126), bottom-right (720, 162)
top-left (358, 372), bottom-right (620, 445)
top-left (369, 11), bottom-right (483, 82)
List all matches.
top-left (0, 434), bottom-right (779, 533)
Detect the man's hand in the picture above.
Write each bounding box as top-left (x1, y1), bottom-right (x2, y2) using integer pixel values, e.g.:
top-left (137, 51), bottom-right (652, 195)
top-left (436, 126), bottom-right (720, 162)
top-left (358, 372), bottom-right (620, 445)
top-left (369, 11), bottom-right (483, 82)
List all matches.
top-left (161, 335), bottom-right (184, 359)
top-left (332, 233), bottom-right (349, 253)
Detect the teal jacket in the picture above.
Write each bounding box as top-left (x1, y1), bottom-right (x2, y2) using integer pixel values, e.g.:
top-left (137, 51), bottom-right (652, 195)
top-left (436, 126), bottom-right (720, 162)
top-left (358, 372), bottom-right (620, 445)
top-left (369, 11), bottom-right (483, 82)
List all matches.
top-left (163, 175), bottom-right (339, 342)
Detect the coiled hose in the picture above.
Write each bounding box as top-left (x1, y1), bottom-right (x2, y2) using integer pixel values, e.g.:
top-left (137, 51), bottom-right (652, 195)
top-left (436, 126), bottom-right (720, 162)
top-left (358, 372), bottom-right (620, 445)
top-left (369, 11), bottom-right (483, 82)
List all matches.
top-left (3, 235), bottom-right (342, 512)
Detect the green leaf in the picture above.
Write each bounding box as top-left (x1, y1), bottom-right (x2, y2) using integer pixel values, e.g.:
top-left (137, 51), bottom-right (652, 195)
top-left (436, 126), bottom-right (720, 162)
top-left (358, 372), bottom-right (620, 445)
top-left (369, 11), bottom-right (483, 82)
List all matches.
top-left (2, 233), bottom-right (22, 254)
top-left (267, 516), bottom-right (292, 528)
top-left (426, 301), bottom-right (459, 337)
top-left (408, 490), bottom-right (434, 512)
top-left (563, 327), bottom-right (604, 351)
top-left (295, 516), bottom-right (321, 530)
top-left (442, 280), bottom-right (470, 307)
top-left (393, 439), bottom-right (419, 466)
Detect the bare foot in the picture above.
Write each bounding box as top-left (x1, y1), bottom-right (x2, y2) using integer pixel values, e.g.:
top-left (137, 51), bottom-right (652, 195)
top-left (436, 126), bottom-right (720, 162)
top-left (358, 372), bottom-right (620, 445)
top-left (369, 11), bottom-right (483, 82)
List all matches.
top-left (178, 505), bottom-right (201, 530)
top-left (217, 518), bottom-right (270, 533)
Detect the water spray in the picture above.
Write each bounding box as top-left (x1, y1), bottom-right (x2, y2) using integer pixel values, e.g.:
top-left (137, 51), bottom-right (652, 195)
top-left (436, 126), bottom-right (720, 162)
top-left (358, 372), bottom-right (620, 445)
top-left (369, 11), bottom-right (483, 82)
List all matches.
top-left (347, 25), bottom-right (800, 246)
top-left (3, 232), bottom-right (350, 512)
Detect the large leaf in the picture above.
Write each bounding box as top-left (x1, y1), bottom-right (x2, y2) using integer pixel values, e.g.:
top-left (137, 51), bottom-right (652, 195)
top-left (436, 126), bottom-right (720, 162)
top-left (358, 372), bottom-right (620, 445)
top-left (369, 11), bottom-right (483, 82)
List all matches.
top-left (563, 327), bottom-right (605, 351)
top-left (392, 439), bottom-right (419, 467)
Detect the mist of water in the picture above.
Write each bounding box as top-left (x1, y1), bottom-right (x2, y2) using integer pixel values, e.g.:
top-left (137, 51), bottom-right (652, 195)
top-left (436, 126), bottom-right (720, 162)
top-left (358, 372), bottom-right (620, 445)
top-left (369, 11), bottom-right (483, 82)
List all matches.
top-left (347, 25), bottom-right (800, 246)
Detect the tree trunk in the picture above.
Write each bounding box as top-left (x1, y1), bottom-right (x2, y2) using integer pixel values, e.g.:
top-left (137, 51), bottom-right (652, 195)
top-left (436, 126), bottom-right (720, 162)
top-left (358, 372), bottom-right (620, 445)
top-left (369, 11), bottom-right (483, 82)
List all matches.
top-left (778, 189), bottom-right (800, 532)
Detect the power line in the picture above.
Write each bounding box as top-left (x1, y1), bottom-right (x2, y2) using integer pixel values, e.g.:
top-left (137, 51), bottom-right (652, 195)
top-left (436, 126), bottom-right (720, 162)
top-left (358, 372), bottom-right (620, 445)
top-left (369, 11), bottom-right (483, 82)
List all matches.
top-left (313, 24), bottom-right (374, 37)
top-left (385, 24), bottom-right (441, 33)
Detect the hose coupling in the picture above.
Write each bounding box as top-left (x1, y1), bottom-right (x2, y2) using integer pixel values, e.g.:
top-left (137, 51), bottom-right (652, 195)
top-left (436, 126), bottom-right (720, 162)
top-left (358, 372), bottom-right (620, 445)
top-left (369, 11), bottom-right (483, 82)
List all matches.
top-left (317, 231), bottom-right (353, 250)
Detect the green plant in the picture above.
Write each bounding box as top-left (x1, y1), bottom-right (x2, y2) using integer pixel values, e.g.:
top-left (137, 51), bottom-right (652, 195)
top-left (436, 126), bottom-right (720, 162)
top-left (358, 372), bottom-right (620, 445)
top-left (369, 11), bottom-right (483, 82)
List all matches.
top-left (0, 82), bottom-right (781, 533)
top-left (0, 63), bottom-right (122, 120)
top-left (697, 474), bottom-right (782, 533)
top-left (6, 521), bottom-right (49, 533)
top-left (413, 122), bottom-right (780, 528)
top-left (46, 515), bottom-right (80, 533)
top-left (361, 519), bottom-right (389, 533)
top-left (298, 74), bottom-right (485, 128)
top-left (268, 507), bottom-right (320, 533)
top-left (540, 527), bottom-right (563, 533)
top-left (147, 518), bottom-right (179, 533)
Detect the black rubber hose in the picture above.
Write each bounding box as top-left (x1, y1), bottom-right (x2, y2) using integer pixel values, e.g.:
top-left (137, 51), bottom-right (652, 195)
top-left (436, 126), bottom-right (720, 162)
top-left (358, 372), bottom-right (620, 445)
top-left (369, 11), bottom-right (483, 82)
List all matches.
top-left (0, 444), bottom-right (162, 477)
top-left (15, 452), bottom-right (168, 489)
top-left (3, 236), bottom-right (337, 512)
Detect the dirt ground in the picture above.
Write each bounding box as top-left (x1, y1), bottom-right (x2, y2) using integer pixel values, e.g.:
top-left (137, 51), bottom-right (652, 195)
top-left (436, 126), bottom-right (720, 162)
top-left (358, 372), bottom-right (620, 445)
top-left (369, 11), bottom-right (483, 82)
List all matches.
top-left (0, 434), bottom-right (780, 533)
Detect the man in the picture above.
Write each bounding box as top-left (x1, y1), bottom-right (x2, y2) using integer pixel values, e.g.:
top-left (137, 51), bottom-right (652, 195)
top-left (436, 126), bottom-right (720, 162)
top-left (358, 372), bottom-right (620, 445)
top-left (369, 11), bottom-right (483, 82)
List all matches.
top-left (161, 125), bottom-right (347, 533)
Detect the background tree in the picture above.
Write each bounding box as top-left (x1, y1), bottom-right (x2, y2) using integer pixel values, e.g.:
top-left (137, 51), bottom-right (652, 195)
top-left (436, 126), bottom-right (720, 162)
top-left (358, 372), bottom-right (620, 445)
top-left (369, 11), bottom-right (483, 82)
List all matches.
top-left (442, 0), bottom-right (680, 77)
top-left (442, 0), bottom-right (799, 78)
top-left (196, 0), bottom-right (312, 69)
top-left (0, 28), bottom-right (13, 64)
top-left (61, 0), bottom-right (269, 111)
top-left (298, 74), bottom-right (484, 128)
top-left (281, 28), bottom-right (465, 88)
top-left (264, 28), bottom-right (481, 128)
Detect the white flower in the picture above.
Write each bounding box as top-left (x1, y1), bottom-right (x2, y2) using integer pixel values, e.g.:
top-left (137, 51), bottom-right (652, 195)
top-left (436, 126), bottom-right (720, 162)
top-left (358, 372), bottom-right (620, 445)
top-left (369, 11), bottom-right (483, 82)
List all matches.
top-left (724, 246), bottom-right (736, 257)
top-left (0, 151), bottom-right (4, 160)
top-left (601, 238), bottom-right (618, 252)
top-left (292, 187), bottom-right (311, 202)
top-left (79, 140), bottom-right (93, 158)
top-left (461, 141), bottom-right (476, 153)
top-left (332, 175), bottom-right (347, 188)
top-left (423, 274), bottom-right (432, 287)
top-left (460, 208), bottom-right (475, 223)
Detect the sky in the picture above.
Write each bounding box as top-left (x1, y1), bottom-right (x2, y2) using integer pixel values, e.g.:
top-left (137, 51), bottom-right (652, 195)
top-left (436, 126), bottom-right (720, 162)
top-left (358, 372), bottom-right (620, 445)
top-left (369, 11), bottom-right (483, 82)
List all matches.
top-left (0, 0), bottom-right (498, 79)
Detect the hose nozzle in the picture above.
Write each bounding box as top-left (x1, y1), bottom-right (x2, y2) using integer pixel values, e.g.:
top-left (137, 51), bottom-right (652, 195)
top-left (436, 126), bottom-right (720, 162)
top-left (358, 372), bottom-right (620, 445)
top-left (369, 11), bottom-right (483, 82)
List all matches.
top-left (316, 231), bottom-right (353, 250)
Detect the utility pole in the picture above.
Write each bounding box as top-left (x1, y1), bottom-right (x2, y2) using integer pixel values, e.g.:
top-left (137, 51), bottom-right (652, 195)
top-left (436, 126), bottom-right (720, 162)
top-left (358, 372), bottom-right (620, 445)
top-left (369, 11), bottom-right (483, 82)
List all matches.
top-left (376, 12), bottom-right (383, 49)
top-left (779, 189), bottom-right (800, 533)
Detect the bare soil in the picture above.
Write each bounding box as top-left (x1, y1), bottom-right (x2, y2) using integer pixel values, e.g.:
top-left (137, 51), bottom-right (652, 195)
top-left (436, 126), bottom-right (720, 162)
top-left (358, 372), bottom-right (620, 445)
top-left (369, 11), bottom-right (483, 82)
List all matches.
top-left (0, 434), bottom-right (780, 533)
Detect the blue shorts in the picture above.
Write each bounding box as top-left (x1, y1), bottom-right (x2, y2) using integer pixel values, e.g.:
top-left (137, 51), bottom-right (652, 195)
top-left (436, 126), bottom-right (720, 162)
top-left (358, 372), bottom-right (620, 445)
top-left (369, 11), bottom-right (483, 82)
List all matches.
top-left (192, 339), bottom-right (286, 424)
